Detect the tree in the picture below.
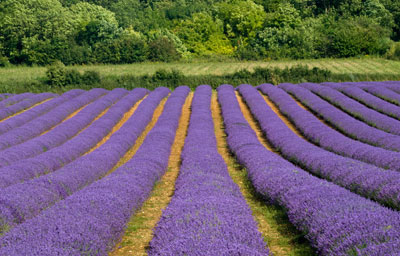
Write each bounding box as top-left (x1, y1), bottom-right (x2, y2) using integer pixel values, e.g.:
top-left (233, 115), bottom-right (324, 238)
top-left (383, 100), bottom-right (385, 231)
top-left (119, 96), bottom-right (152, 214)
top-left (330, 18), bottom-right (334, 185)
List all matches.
top-left (0, 0), bottom-right (74, 64)
top-left (215, 0), bottom-right (266, 43)
top-left (173, 13), bottom-right (233, 55)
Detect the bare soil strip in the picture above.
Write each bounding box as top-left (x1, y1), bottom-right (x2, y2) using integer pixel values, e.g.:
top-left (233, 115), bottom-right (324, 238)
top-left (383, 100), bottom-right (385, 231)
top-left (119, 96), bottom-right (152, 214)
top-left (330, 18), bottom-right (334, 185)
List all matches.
top-left (213, 93), bottom-right (315, 256)
top-left (109, 93), bottom-right (192, 256)
top-left (0, 98), bottom-right (53, 123)
top-left (85, 96), bottom-right (147, 155)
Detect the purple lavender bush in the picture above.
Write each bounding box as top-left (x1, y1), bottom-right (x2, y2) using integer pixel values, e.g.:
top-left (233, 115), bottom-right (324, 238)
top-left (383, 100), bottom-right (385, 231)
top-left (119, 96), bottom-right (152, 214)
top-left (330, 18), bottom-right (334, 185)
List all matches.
top-left (241, 84), bottom-right (400, 210)
top-left (0, 90), bottom-right (84, 136)
top-left (280, 83), bottom-right (400, 151)
top-left (328, 84), bottom-right (400, 121)
top-left (258, 83), bottom-right (400, 171)
top-left (0, 87), bottom-right (168, 236)
top-left (0, 88), bottom-right (148, 188)
top-left (0, 88), bottom-right (128, 167)
top-left (0, 89), bottom-right (106, 150)
top-left (0, 93), bottom-right (34, 109)
top-left (299, 83), bottom-right (400, 135)
top-left (218, 84), bottom-right (400, 256)
top-left (0, 86), bottom-right (188, 255)
top-left (148, 85), bottom-right (269, 256)
top-left (0, 94), bottom-right (13, 101)
top-left (363, 83), bottom-right (400, 105)
top-left (0, 93), bottom-right (57, 121)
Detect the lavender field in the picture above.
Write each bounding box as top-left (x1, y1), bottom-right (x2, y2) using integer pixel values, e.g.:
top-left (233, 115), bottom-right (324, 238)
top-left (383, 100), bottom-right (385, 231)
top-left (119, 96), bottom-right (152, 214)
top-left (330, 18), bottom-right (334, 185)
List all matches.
top-left (0, 82), bottom-right (400, 255)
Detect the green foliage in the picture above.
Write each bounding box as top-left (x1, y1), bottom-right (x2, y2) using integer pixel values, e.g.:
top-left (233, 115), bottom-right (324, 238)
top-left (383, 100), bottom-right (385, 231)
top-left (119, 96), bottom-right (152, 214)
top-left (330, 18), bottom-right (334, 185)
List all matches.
top-left (0, 0), bottom-right (399, 65)
top-left (215, 0), bottom-right (266, 41)
top-left (386, 42), bottom-right (400, 60)
top-left (173, 13), bottom-right (233, 56)
top-left (316, 16), bottom-right (391, 57)
top-left (0, 56), bottom-right (10, 67)
top-left (148, 37), bottom-right (181, 62)
top-left (148, 29), bottom-right (189, 57)
top-left (46, 61), bottom-right (101, 86)
top-left (152, 69), bottom-right (185, 84)
top-left (46, 61), bottom-right (69, 87)
top-left (250, 23), bottom-right (316, 59)
top-left (362, 0), bottom-right (394, 28)
top-left (81, 70), bottom-right (101, 84)
top-left (264, 2), bottom-right (301, 28)
top-left (92, 35), bottom-right (148, 64)
top-left (0, 0), bottom-right (74, 64)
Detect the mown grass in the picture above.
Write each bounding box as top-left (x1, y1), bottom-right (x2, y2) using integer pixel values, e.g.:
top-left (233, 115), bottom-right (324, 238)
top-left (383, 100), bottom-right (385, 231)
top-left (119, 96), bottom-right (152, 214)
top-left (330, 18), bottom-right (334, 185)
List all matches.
top-left (1, 57), bottom-right (400, 93)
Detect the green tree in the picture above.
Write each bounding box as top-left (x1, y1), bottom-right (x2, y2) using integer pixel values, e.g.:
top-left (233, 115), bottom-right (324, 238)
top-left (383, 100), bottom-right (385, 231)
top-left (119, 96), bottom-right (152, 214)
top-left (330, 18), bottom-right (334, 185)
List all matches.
top-left (173, 13), bottom-right (233, 55)
top-left (0, 0), bottom-right (74, 64)
top-left (264, 2), bottom-right (301, 28)
top-left (362, 0), bottom-right (394, 28)
top-left (215, 0), bottom-right (266, 43)
top-left (315, 16), bottom-right (391, 57)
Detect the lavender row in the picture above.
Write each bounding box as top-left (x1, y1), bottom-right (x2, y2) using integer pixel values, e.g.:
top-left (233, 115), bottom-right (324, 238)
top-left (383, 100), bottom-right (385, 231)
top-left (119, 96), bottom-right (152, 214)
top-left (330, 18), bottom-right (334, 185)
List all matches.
top-left (328, 83), bottom-right (400, 121)
top-left (0, 89), bottom-right (127, 168)
top-left (261, 83), bottom-right (400, 171)
top-left (0, 89), bottom-right (106, 150)
top-left (0, 90), bottom-right (84, 136)
top-left (0, 94), bottom-right (13, 101)
top-left (0, 93), bottom-right (57, 121)
top-left (280, 83), bottom-right (400, 152)
top-left (218, 84), bottom-right (400, 255)
top-left (0, 93), bottom-right (34, 109)
top-left (0, 88), bottom-right (147, 188)
top-left (363, 83), bottom-right (400, 105)
top-left (0, 87), bottom-right (168, 237)
top-left (149, 85), bottom-right (269, 255)
top-left (384, 81), bottom-right (400, 94)
top-left (256, 84), bottom-right (400, 209)
top-left (300, 83), bottom-right (400, 135)
top-left (0, 87), bottom-right (188, 255)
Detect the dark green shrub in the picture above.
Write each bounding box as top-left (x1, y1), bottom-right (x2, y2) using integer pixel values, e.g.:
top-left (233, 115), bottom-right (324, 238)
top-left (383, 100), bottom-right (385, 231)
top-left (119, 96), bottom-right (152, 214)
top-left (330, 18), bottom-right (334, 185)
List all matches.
top-left (93, 36), bottom-right (148, 64)
top-left (46, 61), bottom-right (101, 86)
top-left (316, 16), bottom-right (391, 57)
top-left (152, 69), bottom-right (184, 84)
top-left (64, 69), bottom-right (82, 85)
top-left (46, 61), bottom-right (68, 86)
top-left (235, 45), bottom-right (261, 60)
top-left (148, 37), bottom-right (181, 62)
top-left (386, 42), bottom-right (400, 60)
top-left (0, 56), bottom-right (10, 67)
top-left (82, 71), bottom-right (101, 85)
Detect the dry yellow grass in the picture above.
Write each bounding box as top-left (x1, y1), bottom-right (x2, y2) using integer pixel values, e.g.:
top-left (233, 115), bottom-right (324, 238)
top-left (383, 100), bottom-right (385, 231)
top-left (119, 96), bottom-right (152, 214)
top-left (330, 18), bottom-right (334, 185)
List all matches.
top-left (0, 98), bottom-right (52, 122)
top-left (110, 93), bottom-right (192, 256)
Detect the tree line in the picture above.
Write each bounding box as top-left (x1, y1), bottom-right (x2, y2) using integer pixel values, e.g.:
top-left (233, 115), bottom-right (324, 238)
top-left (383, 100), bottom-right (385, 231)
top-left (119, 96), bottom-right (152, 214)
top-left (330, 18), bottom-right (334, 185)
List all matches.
top-left (1, 0), bottom-right (400, 66)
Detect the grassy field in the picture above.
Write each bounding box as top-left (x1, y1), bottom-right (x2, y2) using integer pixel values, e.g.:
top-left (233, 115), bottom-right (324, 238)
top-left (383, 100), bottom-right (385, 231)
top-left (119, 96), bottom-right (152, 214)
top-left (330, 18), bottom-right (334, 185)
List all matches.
top-left (1, 57), bottom-right (400, 85)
